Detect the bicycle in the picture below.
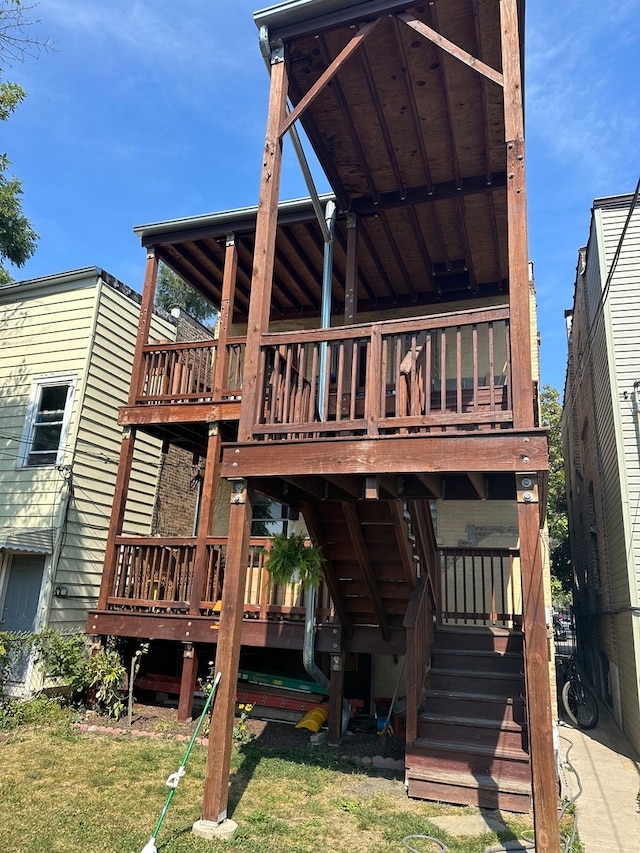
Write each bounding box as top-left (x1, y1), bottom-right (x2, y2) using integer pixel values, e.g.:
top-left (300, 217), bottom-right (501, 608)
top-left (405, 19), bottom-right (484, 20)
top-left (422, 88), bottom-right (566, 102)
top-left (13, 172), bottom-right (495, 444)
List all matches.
top-left (558, 655), bottom-right (599, 730)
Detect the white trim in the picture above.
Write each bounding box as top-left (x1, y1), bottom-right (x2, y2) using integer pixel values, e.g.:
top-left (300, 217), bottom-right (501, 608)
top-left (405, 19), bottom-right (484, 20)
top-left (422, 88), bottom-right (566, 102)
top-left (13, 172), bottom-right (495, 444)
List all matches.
top-left (16, 374), bottom-right (77, 469)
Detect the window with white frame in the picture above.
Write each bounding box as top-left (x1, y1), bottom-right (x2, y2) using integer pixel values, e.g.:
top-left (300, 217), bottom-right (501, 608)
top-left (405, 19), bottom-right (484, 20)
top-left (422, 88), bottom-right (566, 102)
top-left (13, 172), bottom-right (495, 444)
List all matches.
top-left (18, 376), bottom-right (76, 468)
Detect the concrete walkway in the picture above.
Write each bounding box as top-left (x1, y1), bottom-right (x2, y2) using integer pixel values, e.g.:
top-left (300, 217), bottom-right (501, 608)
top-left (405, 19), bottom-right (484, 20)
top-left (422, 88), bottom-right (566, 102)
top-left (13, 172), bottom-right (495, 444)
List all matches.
top-left (559, 705), bottom-right (640, 852)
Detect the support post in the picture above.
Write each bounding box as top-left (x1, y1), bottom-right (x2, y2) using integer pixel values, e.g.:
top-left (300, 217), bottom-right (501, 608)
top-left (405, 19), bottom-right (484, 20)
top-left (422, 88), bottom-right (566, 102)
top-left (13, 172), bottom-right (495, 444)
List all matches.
top-left (517, 474), bottom-right (560, 853)
top-left (200, 480), bottom-right (253, 825)
top-left (178, 643), bottom-right (199, 722)
top-left (328, 653), bottom-right (345, 746)
top-left (189, 423), bottom-right (222, 616)
top-left (128, 249), bottom-right (159, 406)
top-left (500, 0), bottom-right (534, 430)
top-left (212, 235), bottom-right (238, 399)
top-left (97, 426), bottom-right (136, 610)
top-left (239, 50), bottom-right (289, 442)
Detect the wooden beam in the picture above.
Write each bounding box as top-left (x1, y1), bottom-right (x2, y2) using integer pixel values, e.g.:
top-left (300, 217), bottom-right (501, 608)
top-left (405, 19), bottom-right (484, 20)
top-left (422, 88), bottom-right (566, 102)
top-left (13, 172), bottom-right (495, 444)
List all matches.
top-left (396, 12), bottom-right (504, 87)
top-left (220, 432), bottom-right (549, 478)
top-left (189, 424), bottom-right (222, 616)
top-left (238, 55), bottom-right (289, 442)
top-left (177, 643), bottom-right (198, 722)
top-left (327, 654), bottom-right (345, 746)
top-left (500, 0), bottom-right (533, 430)
top-left (118, 401), bottom-right (241, 426)
top-left (416, 472), bottom-right (443, 499)
top-left (202, 484), bottom-right (253, 825)
top-left (341, 502), bottom-right (391, 641)
top-left (299, 501), bottom-right (354, 638)
top-left (128, 251), bottom-right (158, 405)
top-left (390, 502), bottom-right (418, 588)
top-left (324, 475), bottom-right (363, 500)
top-left (467, 472), bottom-right (488, 500)
top-left (377, 475), bottom-right (400, 499)
top-left (96, 427), bottom-right (136, 611)
top-left (279, 19), bottom-right (380, 137)
top-left (212, 236), bottom-right (238, 397)
top-left (344, 213), bottom-right (358, 324)
top-left (517, 475), bottom-right (560, 853)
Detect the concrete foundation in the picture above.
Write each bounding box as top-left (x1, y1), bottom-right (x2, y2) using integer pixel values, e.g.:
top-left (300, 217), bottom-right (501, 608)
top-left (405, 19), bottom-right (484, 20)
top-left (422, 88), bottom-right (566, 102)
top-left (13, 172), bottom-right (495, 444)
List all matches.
top-left (192, 818), bottom-right (238, 841)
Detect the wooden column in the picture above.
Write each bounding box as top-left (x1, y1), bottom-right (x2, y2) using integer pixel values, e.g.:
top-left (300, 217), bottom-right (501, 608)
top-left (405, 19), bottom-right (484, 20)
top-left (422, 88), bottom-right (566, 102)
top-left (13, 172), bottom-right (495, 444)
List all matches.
top-left (212, 234), bottom-right (238, 399)
top-left (97, 426), bottom-right (136, 610)
top-left (517, 474), bottom-right (560, 853)
top-left (128, 249), bottom-right (159, 406)
top-left (200, 481), bottom-right (253, 825)
top-left (178, 643), bottom-right (199, 722)
top-left (189, 423), bottom-right (222, 616)
top-left (328, 653), bottom-right (345, 746)
top-left (500, 0), bottom-right (534, 430)
top-left (238, 52), bottom-right (289, 442)
top-left (344, 213), bottom-right (358, 325)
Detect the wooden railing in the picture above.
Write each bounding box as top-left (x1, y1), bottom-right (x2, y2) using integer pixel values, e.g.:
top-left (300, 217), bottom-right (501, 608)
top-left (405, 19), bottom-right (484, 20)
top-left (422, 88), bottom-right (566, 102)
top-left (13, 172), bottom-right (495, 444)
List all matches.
top-left (135, 338), bottom-right (245, 404)
top-left (107, 535), bottom-right (332, 621)
top-left (254, 307), bottom-right (512, 440)
top-left (439, 547), bottom-right (521, 628)
top-left (403, 574), bottom-right (434, 743)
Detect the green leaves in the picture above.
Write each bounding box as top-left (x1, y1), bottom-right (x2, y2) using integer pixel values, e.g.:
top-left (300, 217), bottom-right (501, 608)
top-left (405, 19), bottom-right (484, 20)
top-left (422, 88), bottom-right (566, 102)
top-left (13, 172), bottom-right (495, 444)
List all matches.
top-left (264, 532), bottom-right (324, 590)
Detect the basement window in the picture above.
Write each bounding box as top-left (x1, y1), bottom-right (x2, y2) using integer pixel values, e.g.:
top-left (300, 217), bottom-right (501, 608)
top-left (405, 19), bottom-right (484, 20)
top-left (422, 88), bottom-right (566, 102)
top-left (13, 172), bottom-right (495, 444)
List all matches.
top-left (18, 376), bottom-right (76, 468)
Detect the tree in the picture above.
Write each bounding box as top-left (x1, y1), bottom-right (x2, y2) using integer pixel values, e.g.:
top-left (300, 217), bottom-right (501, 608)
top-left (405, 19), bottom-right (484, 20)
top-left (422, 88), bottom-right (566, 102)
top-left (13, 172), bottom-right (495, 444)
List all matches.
top-left (155, 263), bottom-right (217, 328)
top-left (0, 2), bottom-right (51, 284)
top-left (540, 384), bottom-right (572, 592)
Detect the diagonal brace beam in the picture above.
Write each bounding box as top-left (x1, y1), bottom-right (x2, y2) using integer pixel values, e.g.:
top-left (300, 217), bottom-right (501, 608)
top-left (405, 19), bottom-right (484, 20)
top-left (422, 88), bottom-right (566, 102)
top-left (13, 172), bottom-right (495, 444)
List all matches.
top-left (396, 12), bottom-right (504, 88)
top-left (279, 18), bottom-right (380, 137)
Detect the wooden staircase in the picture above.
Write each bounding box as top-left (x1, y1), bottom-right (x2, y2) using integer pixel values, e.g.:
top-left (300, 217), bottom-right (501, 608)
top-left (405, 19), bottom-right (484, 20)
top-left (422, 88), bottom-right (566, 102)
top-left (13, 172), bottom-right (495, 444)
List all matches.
top-left (406, 625), bottom-right (531, 813)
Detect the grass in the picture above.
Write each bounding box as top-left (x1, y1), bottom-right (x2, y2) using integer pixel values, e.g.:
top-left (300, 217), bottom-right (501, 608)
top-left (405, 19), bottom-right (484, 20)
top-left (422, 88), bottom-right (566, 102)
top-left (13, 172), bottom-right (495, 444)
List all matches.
top-left (0, 715), bottom-right (545, 853)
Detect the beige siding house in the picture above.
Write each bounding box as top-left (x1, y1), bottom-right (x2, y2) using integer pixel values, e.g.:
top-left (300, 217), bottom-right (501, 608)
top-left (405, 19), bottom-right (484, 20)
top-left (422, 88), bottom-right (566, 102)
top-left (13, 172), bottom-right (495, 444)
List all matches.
top-left (563, 192), bottom-right (640, 753)
top-left (0, 268), bottom-right (175, 681)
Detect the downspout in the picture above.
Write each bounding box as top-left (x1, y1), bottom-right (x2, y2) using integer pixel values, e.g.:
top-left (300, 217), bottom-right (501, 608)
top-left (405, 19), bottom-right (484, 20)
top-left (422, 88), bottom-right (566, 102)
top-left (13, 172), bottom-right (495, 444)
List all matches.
top-left (304, 583), bottom-right (350, 737)
top-left (317, 199), bottom-right (337, 421)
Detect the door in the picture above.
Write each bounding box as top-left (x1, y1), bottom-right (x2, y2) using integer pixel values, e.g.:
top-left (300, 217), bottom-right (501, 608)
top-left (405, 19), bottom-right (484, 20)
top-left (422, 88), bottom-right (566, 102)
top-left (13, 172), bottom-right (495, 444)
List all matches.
top-left (1, 553), bottom-right (47, 685)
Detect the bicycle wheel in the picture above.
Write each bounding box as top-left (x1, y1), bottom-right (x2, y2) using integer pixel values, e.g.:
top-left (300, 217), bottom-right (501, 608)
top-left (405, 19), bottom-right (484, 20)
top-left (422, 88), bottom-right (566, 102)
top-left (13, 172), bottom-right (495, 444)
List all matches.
top-left (562, 679), bottom-right (599, 729)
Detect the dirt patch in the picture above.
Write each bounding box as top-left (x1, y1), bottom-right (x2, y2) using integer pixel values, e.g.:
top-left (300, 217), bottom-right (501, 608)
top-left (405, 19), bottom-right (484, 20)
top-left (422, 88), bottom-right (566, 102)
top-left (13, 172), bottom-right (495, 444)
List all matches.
top-left (78, 700), bottom-right (405, 767)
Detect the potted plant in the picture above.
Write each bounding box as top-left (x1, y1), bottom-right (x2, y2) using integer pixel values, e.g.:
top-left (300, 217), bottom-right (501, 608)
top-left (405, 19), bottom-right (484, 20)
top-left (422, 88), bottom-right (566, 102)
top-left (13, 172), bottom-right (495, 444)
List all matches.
top-left (264, 532), bottom-right (324, 590)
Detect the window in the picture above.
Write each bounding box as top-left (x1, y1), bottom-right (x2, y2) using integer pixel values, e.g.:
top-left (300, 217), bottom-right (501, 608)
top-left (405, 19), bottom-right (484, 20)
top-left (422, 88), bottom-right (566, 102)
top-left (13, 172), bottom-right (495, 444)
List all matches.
top-left (18, 376), bottom-right (76, 468)
top-left (251, 495), bottom-right (290, 537)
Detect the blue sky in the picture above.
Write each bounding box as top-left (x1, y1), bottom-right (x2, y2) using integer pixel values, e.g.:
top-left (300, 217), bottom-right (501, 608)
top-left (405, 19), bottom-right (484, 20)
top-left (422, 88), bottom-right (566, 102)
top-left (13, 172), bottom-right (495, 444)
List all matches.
top-left (3, 0), bottom-right (639, 394)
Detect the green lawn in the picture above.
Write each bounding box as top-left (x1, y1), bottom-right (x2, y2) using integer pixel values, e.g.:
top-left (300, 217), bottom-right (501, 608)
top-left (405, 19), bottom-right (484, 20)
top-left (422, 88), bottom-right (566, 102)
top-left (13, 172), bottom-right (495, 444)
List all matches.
top-left (0, 717), bottom-right (539, 853)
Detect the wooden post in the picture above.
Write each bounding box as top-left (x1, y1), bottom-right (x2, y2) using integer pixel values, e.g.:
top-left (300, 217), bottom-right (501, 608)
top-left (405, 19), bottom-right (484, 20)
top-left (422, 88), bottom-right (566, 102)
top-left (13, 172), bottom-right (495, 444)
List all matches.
top-left (212, 234), bottom-right (238, 399)
top-left (238, 51), bottom-right (289, 442)
top-left (178, 642), bottom-right (198, 722)
top-left (344, 213), bottom-right (358, 325)
top-left (200, 481), bottom-right (253, 825)
top-left (328, 653), bottom-right (345, 746)
top-left (97, 426), bottom-right (136, 610)
top-left (517, 474), bottom-right (560, 853)
top-left (500, 0), bottom-right (534, 430)
top-left (128, 249), bottom-right (159, 406)
top-left (189, 424), bottom-right (222, 616)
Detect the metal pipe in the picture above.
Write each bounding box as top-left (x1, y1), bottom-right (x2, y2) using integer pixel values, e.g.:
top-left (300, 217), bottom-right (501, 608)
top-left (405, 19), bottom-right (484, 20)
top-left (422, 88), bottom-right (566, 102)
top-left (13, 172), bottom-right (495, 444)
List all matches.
top-left (303, 581), bottom-right (350, 737)
top-left (317, 199), bottom-right (337, 420)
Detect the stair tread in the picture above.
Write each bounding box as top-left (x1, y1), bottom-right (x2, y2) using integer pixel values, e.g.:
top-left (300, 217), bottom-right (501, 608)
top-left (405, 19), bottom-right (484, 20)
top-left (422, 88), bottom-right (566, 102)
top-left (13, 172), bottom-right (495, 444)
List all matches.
top-left (424, 688), bottom-right (524, 704)
top-left (432, 667), bottom-right (524, 681)
top-left (433, 648), bottom-right (523, 660)
top-left (419, 712), bottom-right (524, 731)
top-left (435, 625), bottom-right (519, 637)
top-left (406, 765), bottom-right (531, 795)
top-left (413, 737), bottom-right (529, 761)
